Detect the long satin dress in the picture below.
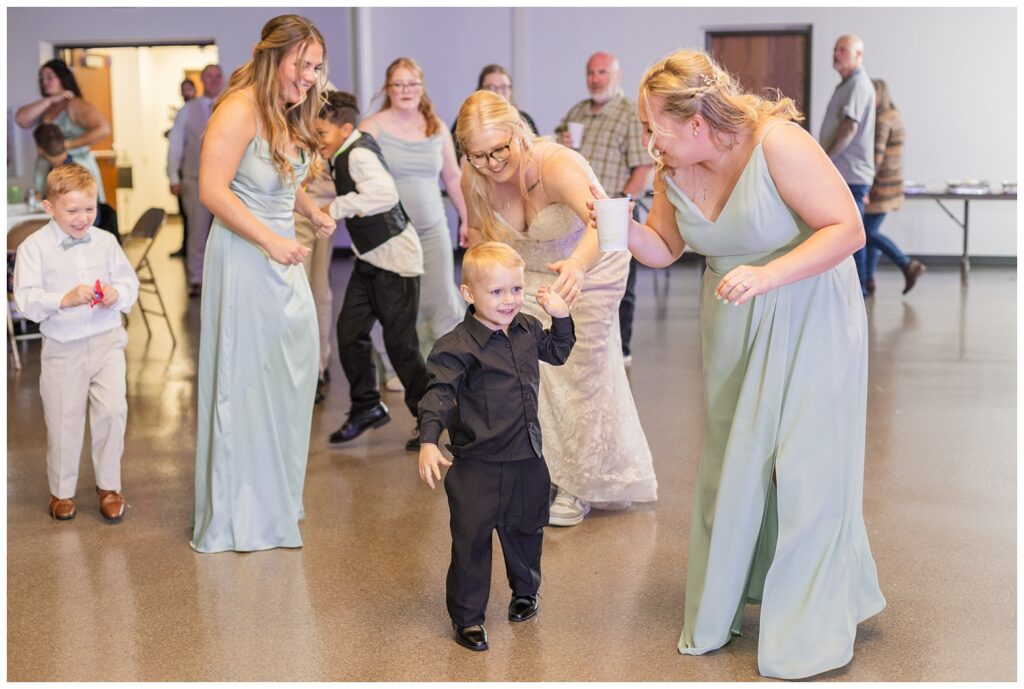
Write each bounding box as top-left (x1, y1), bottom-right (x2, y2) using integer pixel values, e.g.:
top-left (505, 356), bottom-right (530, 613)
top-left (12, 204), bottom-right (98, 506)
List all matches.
top-left (376, 129), bottom-right (464, 353)
top-left (192, 136), bottom-right (318, 553)
top-left (501, 186), bottom-right (657, 505)
top-left (669, 123), bottom-right (885, 679)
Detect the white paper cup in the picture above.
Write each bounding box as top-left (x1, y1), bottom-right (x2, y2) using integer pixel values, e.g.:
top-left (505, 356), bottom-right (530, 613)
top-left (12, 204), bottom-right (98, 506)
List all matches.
top-left (567, 122), bottom-right (584, 149)
top-left (595, 197), bottom-right (630, 251)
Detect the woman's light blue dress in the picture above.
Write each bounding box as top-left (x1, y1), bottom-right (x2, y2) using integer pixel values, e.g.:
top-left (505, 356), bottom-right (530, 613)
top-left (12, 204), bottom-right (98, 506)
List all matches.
top-left (34, 110), bottom-right (106, 202)
top-left (376, 129), bottom-right (463, 352)
top-left (667, 124), bottom-right (885, 679)
top-left (192, 136), bottom-right (318, 553)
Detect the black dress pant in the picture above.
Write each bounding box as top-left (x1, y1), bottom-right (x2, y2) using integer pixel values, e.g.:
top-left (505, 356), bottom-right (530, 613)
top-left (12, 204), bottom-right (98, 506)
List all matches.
top-left (336, 259), bottom-right (428, 417)
top-left (617, 203), bottom-right (642, 356)
top-left (444, 456), bottom-right (550, 627)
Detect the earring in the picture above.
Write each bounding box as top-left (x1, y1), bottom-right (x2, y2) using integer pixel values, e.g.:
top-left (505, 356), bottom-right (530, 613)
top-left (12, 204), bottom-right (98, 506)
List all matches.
top-left (692, 126), bottom-right (699, 137)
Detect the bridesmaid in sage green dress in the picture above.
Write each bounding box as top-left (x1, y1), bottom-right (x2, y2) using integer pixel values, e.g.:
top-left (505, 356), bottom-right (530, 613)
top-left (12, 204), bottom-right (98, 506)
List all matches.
top-left (191, 15), bottom-right (336, 553)
top-left (599, 50), bottom-right (885, 679)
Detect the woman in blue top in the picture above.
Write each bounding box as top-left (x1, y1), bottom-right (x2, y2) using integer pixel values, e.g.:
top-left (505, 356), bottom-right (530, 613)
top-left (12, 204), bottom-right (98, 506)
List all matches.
top-left (359, 57), bottom-right (468, 356)
top-left (595, 49), bottom-right (885, 679)
top-left (16, 59), bottom-right (110, 202)
top-left (191, 14), bottom-right (335, 553)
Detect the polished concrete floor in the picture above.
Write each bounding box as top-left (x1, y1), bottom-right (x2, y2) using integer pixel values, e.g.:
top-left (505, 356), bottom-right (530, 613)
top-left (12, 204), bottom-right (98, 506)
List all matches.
top-left (6, 221), bottom-right (1016, 681)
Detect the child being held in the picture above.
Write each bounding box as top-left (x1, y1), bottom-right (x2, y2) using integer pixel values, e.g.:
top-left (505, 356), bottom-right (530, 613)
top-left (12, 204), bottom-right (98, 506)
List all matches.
top-left (418, 241), bottom-right (575, 652)
top-left (13, 163), bottom-right (139, 522)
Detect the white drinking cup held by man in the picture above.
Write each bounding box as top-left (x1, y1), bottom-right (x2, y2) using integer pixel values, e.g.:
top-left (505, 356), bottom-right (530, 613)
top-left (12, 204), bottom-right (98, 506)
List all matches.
top-left (567, 122), bottom-right (584, 150)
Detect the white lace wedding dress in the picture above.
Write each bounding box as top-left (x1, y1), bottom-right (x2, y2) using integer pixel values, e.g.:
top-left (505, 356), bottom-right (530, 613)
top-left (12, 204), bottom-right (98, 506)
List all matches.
top-left (502, 203), bottom-right (657, 505)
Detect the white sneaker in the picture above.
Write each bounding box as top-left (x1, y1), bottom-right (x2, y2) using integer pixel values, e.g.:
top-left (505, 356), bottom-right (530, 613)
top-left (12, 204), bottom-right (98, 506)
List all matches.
top-left (591, 501), bottom-right (632, 511)
top-left (549, 489), bottom-right (590, 527)
top-left (384, 375), bottom-right (405, 393)
top-left (622, 355), bottom-right (633, 367)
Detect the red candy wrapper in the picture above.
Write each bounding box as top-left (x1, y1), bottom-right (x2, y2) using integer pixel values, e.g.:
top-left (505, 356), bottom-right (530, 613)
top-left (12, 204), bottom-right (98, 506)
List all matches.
top-left (90, 279), bottom-right (104, 307)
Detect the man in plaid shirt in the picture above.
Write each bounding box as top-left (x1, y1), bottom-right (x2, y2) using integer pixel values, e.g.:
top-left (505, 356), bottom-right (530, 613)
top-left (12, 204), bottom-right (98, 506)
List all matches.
top-left (556, 52), bottom-right (652, 365)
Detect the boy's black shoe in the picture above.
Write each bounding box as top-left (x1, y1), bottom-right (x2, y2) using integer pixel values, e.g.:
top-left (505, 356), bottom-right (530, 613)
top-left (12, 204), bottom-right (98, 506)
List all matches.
top-left (405, 424), bottom-right (421, 452)
top-left (508, 595), bottom-right (539, 622)
top-left (452, 623), bottom-right (488, 651)
top-left (329, 403), bottom-right (390, 443)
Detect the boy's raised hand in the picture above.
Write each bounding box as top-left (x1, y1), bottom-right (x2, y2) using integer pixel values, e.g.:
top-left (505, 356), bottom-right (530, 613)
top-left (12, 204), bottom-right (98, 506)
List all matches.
top-left (419, 443), bottom-right (452, 490)
top-left (61, 284), bottom-right (97, 309)
top-left (536, 285), bottom-right (569, 318)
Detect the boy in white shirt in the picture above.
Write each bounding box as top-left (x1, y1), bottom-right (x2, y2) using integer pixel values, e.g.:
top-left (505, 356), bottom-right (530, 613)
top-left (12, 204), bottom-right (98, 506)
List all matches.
top-left (14, 164), bottom-right (139, 521)
top-left (316, 91), bottom-right (429, 452)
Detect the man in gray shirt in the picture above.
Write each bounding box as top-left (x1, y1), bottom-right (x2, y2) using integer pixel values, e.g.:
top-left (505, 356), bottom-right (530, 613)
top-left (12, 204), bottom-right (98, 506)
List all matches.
top-left (167, 64), bottom-right (223, 297)
top-left (819, 34), bottom-right (874, 297)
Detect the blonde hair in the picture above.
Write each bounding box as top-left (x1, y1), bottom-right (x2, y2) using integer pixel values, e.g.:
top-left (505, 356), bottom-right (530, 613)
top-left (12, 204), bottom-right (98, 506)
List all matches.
top-left (215, 14), bottom-right (327, 183)
top-left (639, 49), bottom-right (803, 174)
top-left (462, 241), bottom-right (525, 287)
top-left (454, 90), bottom-right (538, 242)
top-left (45, 163), bottom-right (97, 200)
top-left (379, 57), bottom-right (440, 138)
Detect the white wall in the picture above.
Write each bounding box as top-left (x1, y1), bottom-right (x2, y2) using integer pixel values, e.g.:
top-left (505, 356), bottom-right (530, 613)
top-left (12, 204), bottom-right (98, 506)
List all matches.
top-left (8, 6), bottom-right (1016, 256)
top-left (93, 44), bottom-right (219, 231)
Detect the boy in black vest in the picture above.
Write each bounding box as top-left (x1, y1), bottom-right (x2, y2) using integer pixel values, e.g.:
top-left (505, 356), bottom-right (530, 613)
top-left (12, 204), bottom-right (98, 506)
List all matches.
top-left (317, 91), bottom-right (429, 451)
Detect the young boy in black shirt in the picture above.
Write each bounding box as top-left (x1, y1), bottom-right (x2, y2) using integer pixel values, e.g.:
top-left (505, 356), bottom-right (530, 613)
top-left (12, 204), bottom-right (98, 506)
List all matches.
top-left (418, 241), bottom-right (575, 651)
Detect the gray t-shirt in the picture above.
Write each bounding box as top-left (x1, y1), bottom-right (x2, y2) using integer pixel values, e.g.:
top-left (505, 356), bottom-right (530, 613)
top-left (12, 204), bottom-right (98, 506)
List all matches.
top-left (818, 67), bottom-right (876, 185)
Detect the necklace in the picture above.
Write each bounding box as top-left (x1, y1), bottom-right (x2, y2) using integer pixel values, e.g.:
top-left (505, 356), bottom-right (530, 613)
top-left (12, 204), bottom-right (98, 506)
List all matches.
top-left (692, 165), bottom-right (707, 202)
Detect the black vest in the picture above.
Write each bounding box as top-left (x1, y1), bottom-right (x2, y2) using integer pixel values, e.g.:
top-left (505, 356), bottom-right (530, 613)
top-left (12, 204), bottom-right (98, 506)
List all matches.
top-left (331, 132), bottom-right (409, 254)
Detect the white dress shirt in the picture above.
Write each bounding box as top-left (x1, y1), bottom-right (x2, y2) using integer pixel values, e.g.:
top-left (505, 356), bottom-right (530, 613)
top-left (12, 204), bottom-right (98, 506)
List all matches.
top-left (14, 220), bottom-right (140, 344)
top-left (328, 130), bottom-right (423, 278)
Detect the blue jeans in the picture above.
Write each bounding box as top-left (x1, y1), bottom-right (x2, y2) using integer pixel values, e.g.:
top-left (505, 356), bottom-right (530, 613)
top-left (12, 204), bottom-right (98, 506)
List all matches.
top-left (847, 184), bottom-right (870, 296)
top-left (863, 212), bottom-right (910, 280)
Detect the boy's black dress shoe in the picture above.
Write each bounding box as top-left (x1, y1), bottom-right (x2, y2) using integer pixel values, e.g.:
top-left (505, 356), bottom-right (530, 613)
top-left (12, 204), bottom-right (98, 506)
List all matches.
top-left (508, 595), bottom-right (539, 622)
top-left (405, 424), bottom-right (421, 452)
top-left (329, 403), bottom-right (390, 443)
top-left (452, 623), bottom-right (488, 651)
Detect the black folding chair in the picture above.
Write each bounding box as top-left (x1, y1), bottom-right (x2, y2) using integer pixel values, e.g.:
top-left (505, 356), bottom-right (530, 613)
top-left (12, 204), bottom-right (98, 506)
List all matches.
top-left (123, 208), bottom-right (176, 348)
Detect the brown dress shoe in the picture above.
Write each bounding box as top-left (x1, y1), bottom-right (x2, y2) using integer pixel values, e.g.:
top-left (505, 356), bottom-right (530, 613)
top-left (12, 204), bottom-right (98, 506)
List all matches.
top-left (96, 487), bottom-right (126, 522)
top-left (49, 496), bottom-right (76, 520)
top-left (902, 259), bottom-right (926, 295)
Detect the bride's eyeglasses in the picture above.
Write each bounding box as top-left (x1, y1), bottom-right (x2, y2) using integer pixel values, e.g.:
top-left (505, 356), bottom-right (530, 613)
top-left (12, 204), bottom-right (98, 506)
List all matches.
top-left (466, 136), bottom-right (514, 169)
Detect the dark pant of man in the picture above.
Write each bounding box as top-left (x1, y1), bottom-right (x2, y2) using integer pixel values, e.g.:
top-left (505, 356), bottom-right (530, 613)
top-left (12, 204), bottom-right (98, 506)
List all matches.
top-left (336, 259), bottom-right (428, 418)
top-left (618, 203), bottom-right (643, 356)
top-left (444, 456), bottom-right (550, 627)
top-left (847, 183), bottom-right (870, 297)
top-left (176, 193), bottom-right (189, 252)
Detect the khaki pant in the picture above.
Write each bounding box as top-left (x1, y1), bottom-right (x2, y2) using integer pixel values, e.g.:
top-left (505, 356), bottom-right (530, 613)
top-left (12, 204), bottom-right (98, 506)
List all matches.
top-left (40, 327), bottom-right (128, 498)
top-left (294, 213), bottom-right (334, 377)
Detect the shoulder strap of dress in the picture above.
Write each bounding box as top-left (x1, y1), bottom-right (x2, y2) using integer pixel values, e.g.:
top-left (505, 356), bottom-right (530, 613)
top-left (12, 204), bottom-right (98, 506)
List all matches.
top-left (758, 119), bottom-right (800, 146)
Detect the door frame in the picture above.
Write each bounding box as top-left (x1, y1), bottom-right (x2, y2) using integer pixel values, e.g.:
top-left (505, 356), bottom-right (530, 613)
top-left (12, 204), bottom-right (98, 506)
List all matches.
top-left (704, 24), bottom-right (813, 127)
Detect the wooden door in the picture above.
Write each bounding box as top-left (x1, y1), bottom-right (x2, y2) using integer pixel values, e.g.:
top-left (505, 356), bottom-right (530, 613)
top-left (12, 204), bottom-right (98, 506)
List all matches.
top-left (707, 29), bottom-right (811, 128)
top-left (63, 49), bottom-right (118, 208)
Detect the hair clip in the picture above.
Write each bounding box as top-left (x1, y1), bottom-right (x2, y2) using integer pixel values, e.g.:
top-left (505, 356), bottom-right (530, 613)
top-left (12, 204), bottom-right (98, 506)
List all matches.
top-left (700, 73), bottom-right (715, 88)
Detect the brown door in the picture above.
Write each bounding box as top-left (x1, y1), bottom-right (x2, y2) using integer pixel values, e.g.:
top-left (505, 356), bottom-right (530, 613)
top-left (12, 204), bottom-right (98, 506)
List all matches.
top-left (707, 29), bottom-right (811, 129)
top-left (62, 49), bottom-right (118, 208)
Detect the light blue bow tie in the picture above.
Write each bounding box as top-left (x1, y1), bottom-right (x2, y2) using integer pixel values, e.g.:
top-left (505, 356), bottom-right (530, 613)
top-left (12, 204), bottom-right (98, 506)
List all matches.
top-left (61, 234), bottom-right (91, 251)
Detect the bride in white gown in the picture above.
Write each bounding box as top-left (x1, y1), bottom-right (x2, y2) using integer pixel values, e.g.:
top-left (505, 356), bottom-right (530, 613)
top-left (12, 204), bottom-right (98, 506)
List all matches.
top-left (456, 91), bottom-right (656, 527)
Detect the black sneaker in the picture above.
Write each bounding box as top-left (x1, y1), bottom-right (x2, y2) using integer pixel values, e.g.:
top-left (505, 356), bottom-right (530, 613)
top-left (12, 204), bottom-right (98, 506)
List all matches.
top-left (405, 424), bottom-right (421, 452)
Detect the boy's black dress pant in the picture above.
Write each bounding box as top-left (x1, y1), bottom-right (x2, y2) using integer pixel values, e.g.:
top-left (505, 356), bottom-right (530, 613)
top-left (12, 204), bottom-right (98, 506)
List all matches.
top-left (444, 455), bottom-right (550, 627)
top-left (336, 259), bottom-right (428, 417)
